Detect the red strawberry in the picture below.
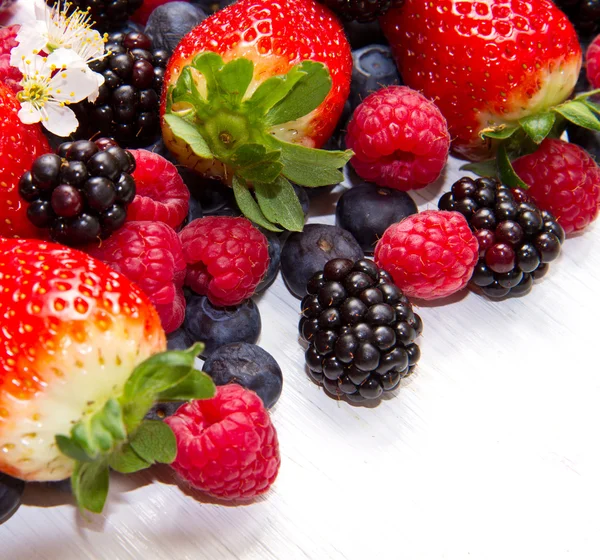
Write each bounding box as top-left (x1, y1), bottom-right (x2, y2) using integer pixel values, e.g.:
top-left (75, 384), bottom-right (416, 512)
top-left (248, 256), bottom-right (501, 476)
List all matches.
top-left (0, 238), bottom-right (214, 513)
top-left (0, 82), bottom-right (51, 239)
top-left (161, 0), bottom-right (352, 231)
top-left (381, 0), bottom-right (582, 161)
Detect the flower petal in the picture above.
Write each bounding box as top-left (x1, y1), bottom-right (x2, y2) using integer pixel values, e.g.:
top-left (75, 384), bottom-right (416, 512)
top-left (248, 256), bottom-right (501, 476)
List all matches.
top-left (87, 72), bottom-right (105, 102)
top-left (10, 26), bottom-right (46, 68)
top-left (46, 47), bottom-right (87, 69)
top-left (42, 102), bottom-right (79, 136)
top-left (18, 102), bottom-right (43, 125)
top-left (49, 65), bottom-right (99, 103)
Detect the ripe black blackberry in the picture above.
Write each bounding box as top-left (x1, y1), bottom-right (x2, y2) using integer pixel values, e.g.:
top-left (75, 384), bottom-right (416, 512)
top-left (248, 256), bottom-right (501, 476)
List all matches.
top-left (48, 0), bottom-right (144, 32)
top-left (317, 0), bottom-right (400, 22)
top-left (554, 0), bottom-right (600, 38)
top-left (299, 258), bottom-right (422, 402)
top-left (86, 31), bottom-right (168, 146)
top-left (438, 177), bottom-right (565, 299)
top-left (18, 138), bottom-right (136, 246)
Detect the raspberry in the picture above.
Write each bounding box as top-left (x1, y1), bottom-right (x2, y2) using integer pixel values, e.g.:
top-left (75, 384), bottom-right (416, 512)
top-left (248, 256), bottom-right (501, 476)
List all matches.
top-left (179, 217), bottom-right (270, 307)
top-left (587, 35), bottom-right (600, 88)
top-left (0, 26), bottom-right (22, 93)
top-left (345, 85), bottom-right (450, 191)
top-left (374, 210), bottom-right (479, 300)
top-left (512, 138), bottom-right (600, 234)
top-left (165, 384), bottom-right (280, 500)
top-left (128, 150), bottom-right (190, 229)
top-left (85, 221), bottom-right (187, 333)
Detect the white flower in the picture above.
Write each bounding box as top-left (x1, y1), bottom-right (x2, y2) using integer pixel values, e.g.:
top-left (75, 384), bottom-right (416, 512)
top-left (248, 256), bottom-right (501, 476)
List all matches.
top-left (10, 1), bottom-right (106, 101)
top-left (16, 49), bottom-right (101, 137)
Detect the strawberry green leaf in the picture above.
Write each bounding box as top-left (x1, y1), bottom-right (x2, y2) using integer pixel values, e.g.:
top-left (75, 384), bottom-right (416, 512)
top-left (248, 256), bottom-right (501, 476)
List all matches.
top-left (98, 398), bottom-right (127, 441)
top-left (108, 443), bottom-right (151, 474)
top-left (266, 136), bottom-right (352, 187)
top-left (244, 65), bottom-right (308, 115)
top-left (229, 144), bottom-right (283, 183)
top-left (254, 176), bottom-right (305, 231)
top-left (156, 370), bottom-right (216, 402)
top-left (481, 124), bottom-right (520, 140)
top-left (552, 100), bottom-right (600, 132)
top-left (216, 58), bottom-right (254, 107)
top-left (232, 176), bottom-right (283, 232)
top-left (71, 459), bottom-right (110, 514)
top-left (129, 420), bottom-right (177, 465)
top-left (265, 61), bottom-right (331, 126)
top-left (518, 112), bottom-right (556, 144)
top-left (497, 143), bottom-right (529, 189)
top-left (192, 52), bottom-right (225, 100)
top-left (460, 160), bottom-right (498, 177)
top-left (55, 435), bottom-right (94, 463)
top-left (164, 114), bottom-right (213, 159)
top-left (173, 66), bottom-right (202, 104)
top-left (584, 100), bottom-right (600, 116)
top-left (574, 88), bottom-right (600, 100)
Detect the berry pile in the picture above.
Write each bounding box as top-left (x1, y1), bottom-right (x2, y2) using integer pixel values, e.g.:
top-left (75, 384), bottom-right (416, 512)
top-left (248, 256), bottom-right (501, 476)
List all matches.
top-left (18, 138), bottom-right (136, 246)
top-left (49, 0), bottom-right (144, 31)
top-left (438, 177), bottom-right (566, 299)
top-left (87, 31), bottom-right (168, 145)
top-left (300, 258), bottom-right (422, 402)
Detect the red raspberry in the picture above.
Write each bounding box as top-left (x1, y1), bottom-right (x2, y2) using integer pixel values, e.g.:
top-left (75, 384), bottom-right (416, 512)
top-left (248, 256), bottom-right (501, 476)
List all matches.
top-left (85, 221), bottom-right (187, 333)
top-left (0, 25), bottom-right (22, 93)
top-left (165, 384), bottom-right (280, 500)
top-left (587, 35), bottom-right (600, 88)
top-left (374, 210), bottom-right (479, 300)
top-left (512, 139), bottom-right (600, 234)
top-left (179, 216), bottom-right (270, 307)
top-left (128, 150), bottom-right (190, 230)
top-left (345, 85), bottom-right (450, 191)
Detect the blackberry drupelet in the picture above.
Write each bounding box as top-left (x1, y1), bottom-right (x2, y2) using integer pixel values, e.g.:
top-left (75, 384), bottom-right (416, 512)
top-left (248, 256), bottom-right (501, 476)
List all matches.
top-left (299, 258), bottom-right (422, 402)
top-left (49, 0), bottom-right (144, 32)
top-left (438, 177), bottom-right (565, 299)
top-left (554, 0), bottom-right (600, 38)
top-left (18, 138), bottom-right (136, 246)
top-left (87, 31), bottom-right (168, 146)
top-left (317, 0), bottom-right (400, 22)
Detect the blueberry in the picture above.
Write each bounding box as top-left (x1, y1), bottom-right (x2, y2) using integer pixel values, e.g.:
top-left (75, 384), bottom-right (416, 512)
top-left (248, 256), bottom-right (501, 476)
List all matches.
top-left (567, 124), bottom-right (600, 160)
top-left (335, 184), bottom-right (417, 253)
top-left (203, 342), bottom-right (283, 408)
top-left (180, 170), bottom-right (235, 213)
top-left (183, 293), bottom-right (261, 357)
top-left (343, 19), bottom-right (387, 50)
top-left (293, 184), bottom-right (310, 218)
top-left (186, 196), bottom-right (204, 225)
top-left (350, 45), bottom-right (401, 113)
top-left (145, 2), bottom-right (209, 55)
top-left (145, 401), bottom-right (184, 421)
top-left (281, 224), bottom-right (364, 298)
top-left (167, 327), bottom-right (193, 351)
top-left (256, 228), bottom-right (282, 293)
top-left (0, 473), bottom-right (24, 525)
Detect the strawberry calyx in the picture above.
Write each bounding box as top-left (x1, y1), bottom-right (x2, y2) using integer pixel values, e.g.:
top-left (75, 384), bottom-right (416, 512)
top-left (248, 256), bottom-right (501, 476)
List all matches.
top-left (463, 88), bottom-right (600, 188)
top-left (55, 343), bottom-right (215, 514)
top-left (164, 52), bottom-right (353, 232)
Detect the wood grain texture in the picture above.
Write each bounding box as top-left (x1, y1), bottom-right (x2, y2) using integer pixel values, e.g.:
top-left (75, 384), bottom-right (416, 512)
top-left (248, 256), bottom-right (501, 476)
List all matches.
top-left (2, 3), bottom-right (600, 558)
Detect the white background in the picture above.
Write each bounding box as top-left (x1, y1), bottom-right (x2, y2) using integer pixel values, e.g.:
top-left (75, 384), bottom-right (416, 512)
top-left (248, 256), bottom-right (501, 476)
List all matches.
top-left (2, 2), bottom-right (600, 559)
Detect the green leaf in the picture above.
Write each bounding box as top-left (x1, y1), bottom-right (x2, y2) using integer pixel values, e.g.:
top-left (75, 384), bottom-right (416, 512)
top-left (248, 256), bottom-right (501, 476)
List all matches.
top-left (265, 61), bottom-right (331, 126)
top-left (71, 422), bottom-right (99, 460)
top-left (164, 114), bottom-right (213, 159)
top-left (254, 176), bottom-right (305, 231)
top-left (108, 443), bottom-right (152, 474)
top-left (229, 144), bottom-right (283, 183)
top-left (496, 143), bottom-right (529, 189)
top-left (518, 112), bottom-right (556, 144)
top-left (574, 88), bottom-right (600, 100)
top-left (244, 64), bottom-right (308, 115)
top-left (480, 124), bottom-right (520, 140)
top-left (192, 52), bottom-right (225, 101)
top-left (129, 421), bottom-right (177, 465)
top-left (216, 58), bottom-right (254, 106)
top-left (553, 100), bottom-right (600, 132)
top-left (157, 370), bottom-right (216, 402)
top-left (232, 176), bottom-right (283, 232)
top-left (98, 398), bottom-right (127, 441)
top-left (55, 435), bottom-right (94, 463)
top-left (266, 136), bottom-right (352, 187)
top-left (71, 459), bottom-right (110, 514)
top-left (460, 160), bottom-right (498, 177)
top-left (584, 100), bottom-right (600, 116)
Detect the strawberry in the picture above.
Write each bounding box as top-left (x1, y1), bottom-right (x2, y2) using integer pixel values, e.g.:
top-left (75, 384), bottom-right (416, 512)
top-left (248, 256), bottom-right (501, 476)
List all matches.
top-left (0, 238), bottom-right (214, 514)
top-left (161, 0), bottom-right (352, 232)
top-left (0, 82), bottom-right (51, 239)
top-left (380, 0), bottom-right (582, 161)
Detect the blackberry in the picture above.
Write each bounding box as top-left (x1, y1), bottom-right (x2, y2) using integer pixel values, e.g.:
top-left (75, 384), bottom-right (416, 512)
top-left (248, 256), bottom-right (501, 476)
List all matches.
top-left (85, 31), bottom-right (168, 146)
top-left (554, 0), bottom-right (600, 38)
top-left (50, 0), bottom-right (145, 32)
top-left (317, 0), bottom-right (400, 22)
top-left (18, 138), bottom-right (136, 246)
top-left (299, 258), bottom-right (422, 403)
top-left (438, 177), bottom-right (565, 299)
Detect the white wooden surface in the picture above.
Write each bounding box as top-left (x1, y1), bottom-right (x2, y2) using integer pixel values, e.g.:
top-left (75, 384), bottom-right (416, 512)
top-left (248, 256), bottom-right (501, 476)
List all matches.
top-left (2, 2), bottom-right (600, 559)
